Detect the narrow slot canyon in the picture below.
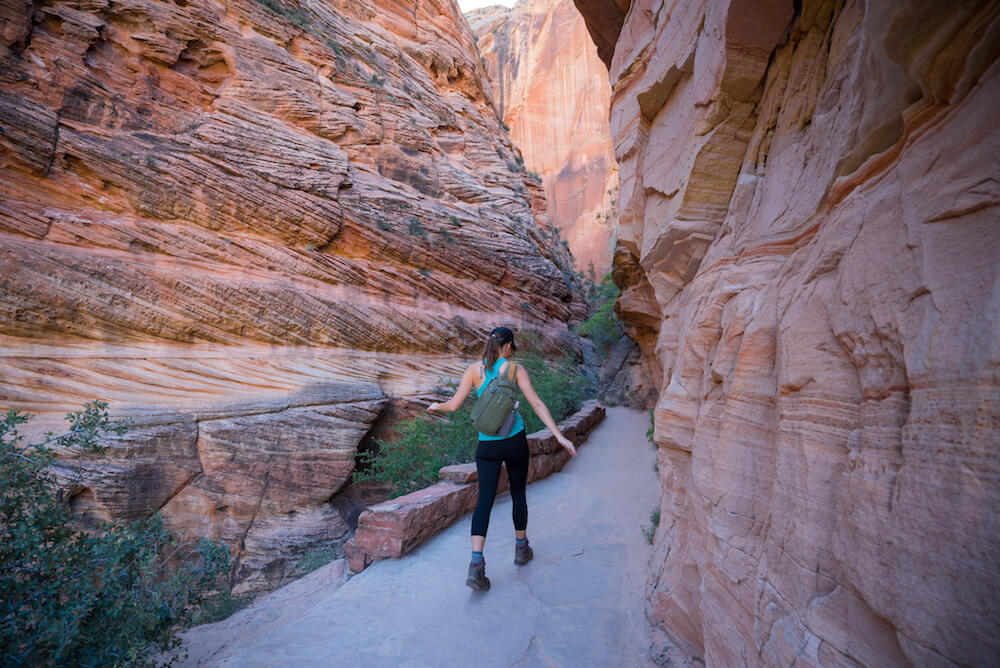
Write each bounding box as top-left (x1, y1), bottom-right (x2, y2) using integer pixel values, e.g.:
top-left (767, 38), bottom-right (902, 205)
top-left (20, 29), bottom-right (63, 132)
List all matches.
top-left (1, 0), bottom-right (997, 666)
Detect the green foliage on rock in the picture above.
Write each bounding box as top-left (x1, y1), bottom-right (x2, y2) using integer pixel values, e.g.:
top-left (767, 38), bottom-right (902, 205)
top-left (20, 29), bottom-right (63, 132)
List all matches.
top-left (407, 216), bottom-right (426, 237)
top-left (0, 402), bottom-right (233, 667)
top-left (296, 545), bottom-right (343, 576)
top-left (253, 0), bottom-right (310, 30)
top-left (642, 507), bottom-right (661, 545)
top-left (577, 273), bottom-right (624, 354)
top-left (353, 395), bottom-right (478, 498)
top-left (353, 347), bottom-right (596, 497)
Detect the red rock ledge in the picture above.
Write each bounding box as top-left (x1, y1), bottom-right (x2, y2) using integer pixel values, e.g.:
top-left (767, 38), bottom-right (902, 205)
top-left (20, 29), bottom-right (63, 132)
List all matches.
top-left (344, 401), bottom-right (605, 572)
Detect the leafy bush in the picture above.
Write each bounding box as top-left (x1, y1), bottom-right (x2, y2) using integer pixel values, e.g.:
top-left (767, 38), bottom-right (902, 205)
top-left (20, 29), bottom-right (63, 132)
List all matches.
top-left (353, 395), bottom-right (477, 497)
top-left (1, 402), bottom-right (233, 667)
top-left (354, 348), bottom-right (596, 497)
top-left (578, 273), bottom-right (624, 354)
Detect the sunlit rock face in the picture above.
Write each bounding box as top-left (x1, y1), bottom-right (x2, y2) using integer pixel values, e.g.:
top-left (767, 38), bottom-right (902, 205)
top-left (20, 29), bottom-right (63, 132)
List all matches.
top-left (0, 0), bottom-right (584, 590)
top-left (469, 0), bottom-right (618, 275)
top-left (574, 0), bottom-right (1000, 664)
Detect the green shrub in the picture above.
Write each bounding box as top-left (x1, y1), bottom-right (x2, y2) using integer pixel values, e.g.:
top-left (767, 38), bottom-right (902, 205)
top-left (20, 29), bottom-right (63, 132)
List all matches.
top-left (253, 0), bottom-right (309, 30)
top-left (353, 395), bottom-right (477, 498)
top-left (407, 216), bottom-right (426, 237)
top-left (641, 507), bottom-right (661, 545)
top-left (354, 349), bottom-right (596, 497)
top-left (578, 273), bottom-right (624, 354)
top-left (1, 402), bottom-right (233, 666)
top-left (296, 545), bottom-right (342, 576)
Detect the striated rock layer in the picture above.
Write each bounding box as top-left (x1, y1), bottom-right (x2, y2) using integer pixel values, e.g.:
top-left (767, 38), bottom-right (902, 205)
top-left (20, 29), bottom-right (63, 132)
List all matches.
top-left (575, 0), bottom-right (1000, 665)
top-left (469, 0), bottom-right (618, 274)
top-left (0, 0), bottom-right (584, 590)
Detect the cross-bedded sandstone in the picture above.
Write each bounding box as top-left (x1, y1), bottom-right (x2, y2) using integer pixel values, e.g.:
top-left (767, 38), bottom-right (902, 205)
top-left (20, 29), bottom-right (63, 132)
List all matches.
top-left (575, 0), bottom-right (1000, 664)
top-left (0, 0), bottom-right (584, 589)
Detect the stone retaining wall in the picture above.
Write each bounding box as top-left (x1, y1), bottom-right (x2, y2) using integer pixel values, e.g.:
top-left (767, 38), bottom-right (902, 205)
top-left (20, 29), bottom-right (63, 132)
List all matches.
top-left (344, 401), bottom-right (606, 572)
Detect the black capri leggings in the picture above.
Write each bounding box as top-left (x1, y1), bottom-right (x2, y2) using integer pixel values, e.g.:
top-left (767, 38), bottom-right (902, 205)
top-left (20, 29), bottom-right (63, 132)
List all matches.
top-left (471, 430), bottom-right (530, 537)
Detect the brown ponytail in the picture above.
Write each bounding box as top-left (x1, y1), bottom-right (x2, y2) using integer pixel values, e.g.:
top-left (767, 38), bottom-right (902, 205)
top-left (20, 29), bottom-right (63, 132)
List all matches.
top-left (483, 333), bottom-right (501, 369)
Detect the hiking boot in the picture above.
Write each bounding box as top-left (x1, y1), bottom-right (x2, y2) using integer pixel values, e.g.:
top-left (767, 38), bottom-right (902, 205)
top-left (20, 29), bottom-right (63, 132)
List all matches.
top-left (466, 560), bottom-right (491, 591)
top-left (514, 540), bottom-right (533, 566)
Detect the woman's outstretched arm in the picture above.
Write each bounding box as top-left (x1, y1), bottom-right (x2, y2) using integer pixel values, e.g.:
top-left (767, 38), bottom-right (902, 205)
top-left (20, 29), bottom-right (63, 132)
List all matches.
top-left (515, 365), bottom-right (577, 457)
top-left (427, 363), bottom-right (479, 413)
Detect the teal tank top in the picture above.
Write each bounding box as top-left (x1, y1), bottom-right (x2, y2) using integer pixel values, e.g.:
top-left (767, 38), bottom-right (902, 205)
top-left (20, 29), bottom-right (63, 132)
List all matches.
top-left (476, 357), bottom-right (525, 441)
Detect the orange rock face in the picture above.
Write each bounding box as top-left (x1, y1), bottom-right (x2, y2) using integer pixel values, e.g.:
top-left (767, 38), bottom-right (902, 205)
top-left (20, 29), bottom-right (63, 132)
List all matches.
top-left (0, 0), bottom-right (583, 589)
top-left (575, 0), bottom-right (1000, 665)
top-left (469, 0), bottom-right (618, 275)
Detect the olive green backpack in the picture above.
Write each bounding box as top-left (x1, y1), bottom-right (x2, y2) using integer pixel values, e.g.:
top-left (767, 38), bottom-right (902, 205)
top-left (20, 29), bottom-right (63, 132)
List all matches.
top-left (470, 361), bottom-right (520, 437)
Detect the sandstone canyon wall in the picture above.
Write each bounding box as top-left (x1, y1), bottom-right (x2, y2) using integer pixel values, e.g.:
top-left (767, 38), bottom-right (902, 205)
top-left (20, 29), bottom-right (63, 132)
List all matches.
top-left (0, 0), bottom-right (584, 590)
top-left (574, 0), bottom-right (1000, 665)
top-left (469, 0), bottom-right (618, 275)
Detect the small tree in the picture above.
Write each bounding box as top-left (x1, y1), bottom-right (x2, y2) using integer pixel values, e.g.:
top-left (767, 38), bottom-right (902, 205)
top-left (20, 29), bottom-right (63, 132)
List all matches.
top-left (1, 402), bottom-right (232, 666)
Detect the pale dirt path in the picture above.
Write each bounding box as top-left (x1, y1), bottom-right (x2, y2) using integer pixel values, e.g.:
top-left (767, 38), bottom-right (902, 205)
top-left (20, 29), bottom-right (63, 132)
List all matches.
top-left (181, 407), bottom-right (660, 667)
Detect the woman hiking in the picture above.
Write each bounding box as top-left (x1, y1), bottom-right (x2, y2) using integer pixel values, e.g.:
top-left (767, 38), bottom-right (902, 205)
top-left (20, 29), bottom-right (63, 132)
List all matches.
top-left (427, 326), bottom-right (577, 591)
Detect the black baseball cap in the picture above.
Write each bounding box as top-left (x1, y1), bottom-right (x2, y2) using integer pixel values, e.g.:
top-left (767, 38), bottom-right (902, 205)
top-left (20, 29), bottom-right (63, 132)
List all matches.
top-left (490, 326), bottom-right (517, 351)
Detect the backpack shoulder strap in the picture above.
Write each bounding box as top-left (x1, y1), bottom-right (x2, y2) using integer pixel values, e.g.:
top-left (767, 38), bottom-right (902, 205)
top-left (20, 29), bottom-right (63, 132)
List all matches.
top-left (506, 361), bottom-right (517, 381)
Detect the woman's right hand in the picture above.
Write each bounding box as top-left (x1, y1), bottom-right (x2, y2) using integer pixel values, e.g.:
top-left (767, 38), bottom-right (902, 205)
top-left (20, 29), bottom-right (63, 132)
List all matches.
top-left (557, 434), bottom-right (577, 457)
top-left (427, 402), bottom-right (441, 413)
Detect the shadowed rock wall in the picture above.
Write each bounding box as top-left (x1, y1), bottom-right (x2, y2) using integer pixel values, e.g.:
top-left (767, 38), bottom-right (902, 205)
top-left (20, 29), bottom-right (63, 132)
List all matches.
top-left (469, 0), bottom-right (618, 275)
top-left (0, 0), bottom-right (584, 590)
top-left (574, 0), bottom-right (1000, 664)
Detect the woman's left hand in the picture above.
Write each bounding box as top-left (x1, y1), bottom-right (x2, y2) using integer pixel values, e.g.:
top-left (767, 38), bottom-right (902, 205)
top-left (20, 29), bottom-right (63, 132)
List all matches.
top-left (427, 402), bottom-right (441, 413)
top-left (557, 434), bottom-right (577, 457)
